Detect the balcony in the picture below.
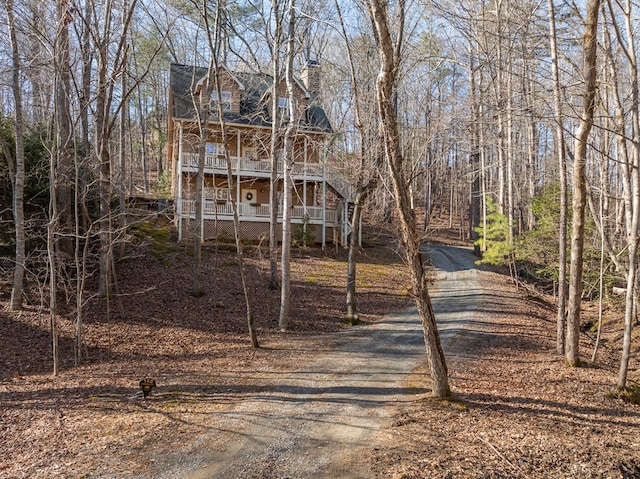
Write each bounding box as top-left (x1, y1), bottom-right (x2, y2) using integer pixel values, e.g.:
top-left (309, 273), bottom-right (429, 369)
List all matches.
top-left (180, 153), bottom-right (323, 179)
top-left (180, 199), bottom-right (337, 225)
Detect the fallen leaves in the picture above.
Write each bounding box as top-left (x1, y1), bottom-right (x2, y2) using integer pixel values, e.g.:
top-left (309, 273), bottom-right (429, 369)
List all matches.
top-left (0, 232), bottom-right (410, 478)
top-left (370, 271), bottom-right (640, 479)
top-left (2, 223), bottom-right (640, 478)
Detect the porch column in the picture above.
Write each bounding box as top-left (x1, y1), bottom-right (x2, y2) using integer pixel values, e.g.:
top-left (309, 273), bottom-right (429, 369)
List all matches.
top-left (237, 130), bottom-right (242, 223)
top-left (359, 209), bottom-right (363, 247)
top-left (343, 200), bottom-right (348, 246)
top-left (177, 123), bottom-right (183, 241)
top-left (236, 129), bottom-right (241, 166)
top-left (303, 137), bottom-right (308, 237)
top-left (321, 142), bottom-right (326, 248)
top-left (236, 151), bottom-right (241, 221)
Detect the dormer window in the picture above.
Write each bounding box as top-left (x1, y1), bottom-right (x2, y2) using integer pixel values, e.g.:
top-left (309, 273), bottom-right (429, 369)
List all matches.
top-left (278, 97), bottom-right (290, 110)
top-left (211, 90), bottom-right (232, 111)
top-left (277, 97), bottom-right (293, 121)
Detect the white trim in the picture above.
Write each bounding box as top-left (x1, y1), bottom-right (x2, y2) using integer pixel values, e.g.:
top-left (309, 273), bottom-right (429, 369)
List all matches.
top-left (236, 169), bottom-right (240, 219)
top-left (180, 200), bottom-right (334, 224)
top-left (171, 117), bottom-right (329, 135)
top-left (343, 201), bottom-right (348, 245)
top-left (177, 124), bottom-right (183, 241)
top-left (220, 66), bottom-right (246, 91)
top-left (303, 137), bottom-right (308, 239)
top-left (321, 145), bottom-right (326, 248)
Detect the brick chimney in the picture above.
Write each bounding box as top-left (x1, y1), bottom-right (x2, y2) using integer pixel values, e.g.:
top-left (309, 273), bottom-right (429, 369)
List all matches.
top-left (301, 60), bottom-right (321, 97)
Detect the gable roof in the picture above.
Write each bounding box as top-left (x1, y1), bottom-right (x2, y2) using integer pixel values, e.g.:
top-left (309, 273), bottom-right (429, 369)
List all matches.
top-left (170, 63), bottom-right (332, 134)
top-left (259, 76), bottom-right (311, 102)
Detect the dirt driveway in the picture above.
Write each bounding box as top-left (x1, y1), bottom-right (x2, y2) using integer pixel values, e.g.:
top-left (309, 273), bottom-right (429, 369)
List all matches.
top-left (144, 244), bottom-right (483, 479)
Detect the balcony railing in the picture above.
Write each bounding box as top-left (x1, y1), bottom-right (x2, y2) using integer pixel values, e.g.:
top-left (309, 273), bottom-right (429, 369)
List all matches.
top-left (180, 153), bottom-right (323, 179)
top-left (181, 199), bottom-right (336, 225)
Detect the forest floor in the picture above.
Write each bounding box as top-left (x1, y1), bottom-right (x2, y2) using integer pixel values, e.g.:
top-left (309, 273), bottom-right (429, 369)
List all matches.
top-left (1, 215), bottom-right (640, 478)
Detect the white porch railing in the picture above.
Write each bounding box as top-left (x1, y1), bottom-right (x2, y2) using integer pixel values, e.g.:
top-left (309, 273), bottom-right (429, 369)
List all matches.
top-left (181, 153), bottom-right (231, 170)
top-left (181, 153), bottom-right (324, 179)
top-left (181, 199), bottom-right (336, 225)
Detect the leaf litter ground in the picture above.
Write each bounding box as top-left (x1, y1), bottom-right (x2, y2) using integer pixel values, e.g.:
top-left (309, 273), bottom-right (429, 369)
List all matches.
top-left (1, 224), bottom-right (640, 478)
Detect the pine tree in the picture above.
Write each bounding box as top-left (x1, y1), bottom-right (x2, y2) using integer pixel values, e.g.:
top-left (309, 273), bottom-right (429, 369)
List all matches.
top-left (475, 195), bottom-right (513, 267)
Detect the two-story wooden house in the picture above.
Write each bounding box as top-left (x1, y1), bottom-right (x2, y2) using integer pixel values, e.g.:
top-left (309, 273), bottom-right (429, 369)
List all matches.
top-left (167, 62), bottom-right (354, 246)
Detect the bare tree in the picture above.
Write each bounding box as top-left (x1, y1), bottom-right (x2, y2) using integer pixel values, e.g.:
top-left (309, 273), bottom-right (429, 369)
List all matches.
top-left (48, 141), bottom-right (60, 376)
top-left (191, 57), bottom-right (211, 297)
top-left (278, 0), bottom-right (297, 331)
top-left (117, 0), bottom-right (131, 261)
top-left (468, 44), bottom-right (481, 256)
top-left (602, 0), bottom-right (640, 390)
top-left (88, 0), bottom-right (139, 298)
top-left (269, 0), bottom-right (284, 291)
top-left (345, 181), bottom-right (376, 323)
top-left (54, 0), bottom-right (74, 258)
top-left (566, 0), bottom-right (601, 367)
top-left (205, 0), bottom-right (260, 347)
top-left (547, 0), bottom-right (569, 355)
top-left (365, 0), bottom-right (451, 397)
top-left (334, 0), bottom-right (378, 323)
top-left (79, 0), bottom-right (92, 160)
top-left (3, 0), bottom-right (25, 312)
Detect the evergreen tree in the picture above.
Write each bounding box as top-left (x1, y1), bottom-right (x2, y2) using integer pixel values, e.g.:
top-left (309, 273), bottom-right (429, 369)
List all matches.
top-left (475, 195), bottom-right (513, 267)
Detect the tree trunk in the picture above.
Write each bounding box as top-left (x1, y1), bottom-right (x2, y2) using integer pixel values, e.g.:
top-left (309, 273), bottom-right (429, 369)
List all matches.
top-left (95, 3), bottom-right (112, 299)
top-left (192, 69), bottom-right (209, 298)
top-left (204, 1), bottom-right (259, 348)
top-left (346, 181), bottom-right (376, 323)
top-left (4, 0), bottom-right (25, 312)
top-left (566, 0), bottom-right (600, 367)
top-left (335, 0), bottom-right (377, 326)
top-left (54, 0), bottom-right (74, 258)
top-left (278, 0), bottom-right (296, 331)
top-left (75, 206), bottom-right (90, 365)
top-left (268, 0), bottom-right (283, 291)
top-left (80, 0), bottom-right (92, 172)
top-left (366, 0), bottom-right (451, 398)
top-left (278, 148), bottom-right (293, 330)
top-left (548, 0), bottom-right (568, 355)
top-left (90, 0), bottom-right (138, 298)
top-left (468, 49), bottom-right (481, 256)
top-left (615, 0), bottom-right (640, 390)
top-left (117, 5), bottom-right (129, 262)
top-left (48, 169), bottom-right (60, 376)
top-left (138, 85), bottom-right (150, 193)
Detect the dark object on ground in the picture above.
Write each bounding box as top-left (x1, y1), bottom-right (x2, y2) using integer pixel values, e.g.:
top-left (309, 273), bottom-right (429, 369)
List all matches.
top-left (139, 378), bottom-right (156, 398)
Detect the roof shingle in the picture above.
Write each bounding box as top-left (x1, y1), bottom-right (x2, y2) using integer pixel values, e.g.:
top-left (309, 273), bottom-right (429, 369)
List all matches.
top-left (170, 63), bottom-right (332, 133)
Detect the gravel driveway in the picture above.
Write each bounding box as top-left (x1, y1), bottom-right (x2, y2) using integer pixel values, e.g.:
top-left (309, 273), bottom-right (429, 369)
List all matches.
top-left (151, 244), bottom-right (484, 478)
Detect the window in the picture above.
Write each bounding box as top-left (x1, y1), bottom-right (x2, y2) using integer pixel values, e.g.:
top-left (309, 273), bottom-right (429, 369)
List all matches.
top-left (206, 142), bottom-right (224, 156)
top-left (277, 97), bottom-right (292, 120)
top-left (278, 97), bottom-right (290, 109)
top-left (211, 90), bottom-right (232, 110)
top-left (215, 188), bottom-right (230, 201)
